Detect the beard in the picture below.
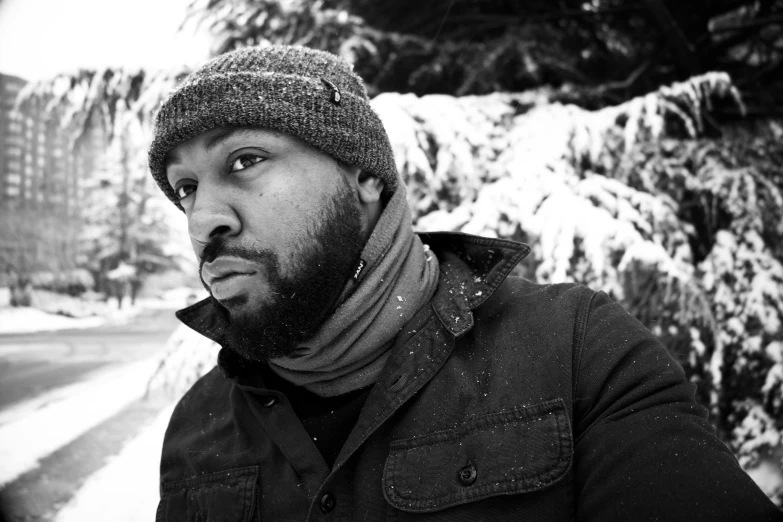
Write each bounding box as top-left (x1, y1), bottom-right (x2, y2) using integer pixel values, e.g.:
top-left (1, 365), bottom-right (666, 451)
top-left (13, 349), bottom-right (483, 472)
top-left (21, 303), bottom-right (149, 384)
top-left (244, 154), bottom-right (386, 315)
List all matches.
top-left (199, 178), bottom-right (365, 361)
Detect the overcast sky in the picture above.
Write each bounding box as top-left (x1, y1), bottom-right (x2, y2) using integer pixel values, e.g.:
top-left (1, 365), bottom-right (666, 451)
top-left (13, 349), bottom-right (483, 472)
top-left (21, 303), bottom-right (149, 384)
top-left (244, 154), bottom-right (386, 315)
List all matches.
top-left (0, 0), bottom-right (212, 81)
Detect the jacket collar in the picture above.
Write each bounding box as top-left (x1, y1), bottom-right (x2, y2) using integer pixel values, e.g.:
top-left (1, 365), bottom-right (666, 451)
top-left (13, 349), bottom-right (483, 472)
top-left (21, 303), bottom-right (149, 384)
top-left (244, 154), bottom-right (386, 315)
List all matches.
top-left (175, 232), bottom-right (530, 375)
top-left (418, 232), bottom-right (530, 337)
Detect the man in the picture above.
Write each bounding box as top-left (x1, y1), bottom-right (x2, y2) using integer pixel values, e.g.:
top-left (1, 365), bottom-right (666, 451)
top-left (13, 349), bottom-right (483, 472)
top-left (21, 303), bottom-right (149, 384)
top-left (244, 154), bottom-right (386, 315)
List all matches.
top-left (149, 45), bottom-right (781, 521)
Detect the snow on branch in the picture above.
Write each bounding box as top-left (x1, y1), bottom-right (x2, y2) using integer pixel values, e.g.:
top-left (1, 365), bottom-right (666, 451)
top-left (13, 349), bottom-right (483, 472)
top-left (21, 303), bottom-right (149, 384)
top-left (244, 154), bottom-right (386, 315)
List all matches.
top-left (13, 68), bottom-right (184, 150)
top-left (374, 73), bottom-right (783, 491)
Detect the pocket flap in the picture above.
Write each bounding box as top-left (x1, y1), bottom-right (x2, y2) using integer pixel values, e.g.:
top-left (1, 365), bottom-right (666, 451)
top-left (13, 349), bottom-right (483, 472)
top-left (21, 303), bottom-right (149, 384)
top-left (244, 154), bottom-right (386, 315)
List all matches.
top-left (157, 466), bottom-right (258, 522)
top-left (383, 399), bottom-right (572, 512)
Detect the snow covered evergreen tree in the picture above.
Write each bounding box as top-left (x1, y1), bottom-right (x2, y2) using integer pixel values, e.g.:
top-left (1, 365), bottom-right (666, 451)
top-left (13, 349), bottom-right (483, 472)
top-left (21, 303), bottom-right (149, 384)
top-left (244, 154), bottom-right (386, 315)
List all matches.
top-left (374, 74), bottom-right (783, 503)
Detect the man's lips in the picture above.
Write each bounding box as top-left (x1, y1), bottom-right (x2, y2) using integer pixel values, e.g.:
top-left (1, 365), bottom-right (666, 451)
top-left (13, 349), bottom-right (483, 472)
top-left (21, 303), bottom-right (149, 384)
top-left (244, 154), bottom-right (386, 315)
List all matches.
top-left (201, 256), bottom-right (258, 288)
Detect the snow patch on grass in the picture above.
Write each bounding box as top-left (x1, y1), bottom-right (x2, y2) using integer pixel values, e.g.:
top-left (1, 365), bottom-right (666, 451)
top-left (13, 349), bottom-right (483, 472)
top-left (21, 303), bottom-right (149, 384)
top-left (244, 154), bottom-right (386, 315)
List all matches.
top-left (0, 286), bottom-right (203, 335)
top-left (0, 307), bottom-right (106, 334)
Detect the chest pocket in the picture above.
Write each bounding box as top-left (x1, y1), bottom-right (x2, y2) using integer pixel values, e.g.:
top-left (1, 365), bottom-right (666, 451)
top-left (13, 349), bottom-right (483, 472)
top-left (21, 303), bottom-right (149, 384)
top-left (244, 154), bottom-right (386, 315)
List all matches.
top-left (383, 398), bottom-right (572, 513)
top-left (156, 466), bottom-right (258, 522)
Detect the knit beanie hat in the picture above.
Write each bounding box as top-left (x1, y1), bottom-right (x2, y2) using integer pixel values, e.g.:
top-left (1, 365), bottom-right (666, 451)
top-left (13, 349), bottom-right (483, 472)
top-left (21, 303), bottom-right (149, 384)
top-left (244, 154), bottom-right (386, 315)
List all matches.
top-left (148, 45), bottom-right (399, 209)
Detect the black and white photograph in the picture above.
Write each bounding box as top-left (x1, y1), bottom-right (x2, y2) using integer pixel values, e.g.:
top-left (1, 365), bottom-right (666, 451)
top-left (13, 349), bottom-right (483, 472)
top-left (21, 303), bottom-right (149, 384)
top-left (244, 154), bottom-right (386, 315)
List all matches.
top-left (0, 0), bottom-right (782, 520)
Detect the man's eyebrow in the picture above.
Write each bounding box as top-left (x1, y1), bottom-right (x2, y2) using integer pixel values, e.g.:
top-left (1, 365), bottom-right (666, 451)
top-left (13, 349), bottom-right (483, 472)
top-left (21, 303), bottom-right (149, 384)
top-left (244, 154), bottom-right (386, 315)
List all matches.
top-left (204, 127), bottom-right (247, 152)
top-left (165, 128), bottom-right (255, 169)
top-left (165, 148), bottom-right (184, 168)
top-left (206, 127), bottom-right (283, 150)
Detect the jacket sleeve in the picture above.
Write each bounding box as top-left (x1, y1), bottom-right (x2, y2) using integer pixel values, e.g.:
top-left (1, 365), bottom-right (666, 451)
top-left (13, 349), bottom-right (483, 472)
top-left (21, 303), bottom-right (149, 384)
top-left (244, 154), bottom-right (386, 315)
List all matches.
top-left (573, 291), bottom-right (781, 521)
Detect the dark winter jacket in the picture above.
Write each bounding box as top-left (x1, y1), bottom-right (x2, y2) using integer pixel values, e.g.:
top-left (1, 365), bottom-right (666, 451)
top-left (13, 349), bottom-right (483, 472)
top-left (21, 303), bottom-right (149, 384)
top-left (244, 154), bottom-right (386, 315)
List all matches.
top-left (157, 232), bottom-right (782, 521)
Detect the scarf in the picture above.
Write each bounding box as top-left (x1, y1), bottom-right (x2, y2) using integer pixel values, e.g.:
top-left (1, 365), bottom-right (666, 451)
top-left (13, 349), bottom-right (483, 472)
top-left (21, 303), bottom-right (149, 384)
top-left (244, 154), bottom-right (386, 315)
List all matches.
top-left (267, 185), bottom-right (439, 397)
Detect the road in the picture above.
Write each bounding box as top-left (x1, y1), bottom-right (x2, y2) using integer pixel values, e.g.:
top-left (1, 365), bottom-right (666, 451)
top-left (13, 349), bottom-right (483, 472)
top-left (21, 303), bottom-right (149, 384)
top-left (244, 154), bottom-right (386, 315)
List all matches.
top-left (0, 307), bottom-right (182, 522)
top-left (0, 308), bottom-right (180, 409)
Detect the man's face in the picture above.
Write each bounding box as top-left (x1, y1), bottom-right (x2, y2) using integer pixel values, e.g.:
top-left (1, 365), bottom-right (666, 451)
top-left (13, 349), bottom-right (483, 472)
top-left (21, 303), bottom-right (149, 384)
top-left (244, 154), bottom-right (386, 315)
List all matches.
top-left (165, 127), bottom-right (366, 360)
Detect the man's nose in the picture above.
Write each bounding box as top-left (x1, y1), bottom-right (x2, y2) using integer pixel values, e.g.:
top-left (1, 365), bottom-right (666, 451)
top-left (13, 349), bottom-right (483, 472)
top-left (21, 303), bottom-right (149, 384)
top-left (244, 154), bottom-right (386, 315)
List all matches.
top-left (188, 189), bottom-right (241, 245)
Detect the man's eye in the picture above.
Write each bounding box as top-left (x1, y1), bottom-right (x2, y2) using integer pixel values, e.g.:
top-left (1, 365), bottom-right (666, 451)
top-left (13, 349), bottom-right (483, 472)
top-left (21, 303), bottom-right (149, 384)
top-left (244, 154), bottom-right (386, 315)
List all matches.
top-left (175, 183), bottom-right (196, 200)
top-left (229, 154), bottom-right (264, 172)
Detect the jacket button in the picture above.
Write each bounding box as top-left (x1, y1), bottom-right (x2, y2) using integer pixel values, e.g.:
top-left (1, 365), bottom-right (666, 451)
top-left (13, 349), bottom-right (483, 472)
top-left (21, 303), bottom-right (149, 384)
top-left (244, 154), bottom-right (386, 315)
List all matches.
top-left (262, 396), bottom-right (277, 408)
top-left (320, 492), bottom-right (336, 513)
top-left (458, 464), bottom-right (477, 486)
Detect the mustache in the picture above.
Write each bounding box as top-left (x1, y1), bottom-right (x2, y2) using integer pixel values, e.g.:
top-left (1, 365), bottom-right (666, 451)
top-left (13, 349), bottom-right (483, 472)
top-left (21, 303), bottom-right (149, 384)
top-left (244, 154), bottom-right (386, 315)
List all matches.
top-left (199, 237), bottom-right (273, 265)
top-left (200, 237), bottom-right (230, 266)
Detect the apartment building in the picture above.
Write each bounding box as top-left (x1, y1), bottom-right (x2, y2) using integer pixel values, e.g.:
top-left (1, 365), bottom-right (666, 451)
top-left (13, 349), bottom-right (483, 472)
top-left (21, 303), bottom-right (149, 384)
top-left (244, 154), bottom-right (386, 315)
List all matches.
top-left (0, 71), bottom-right (107, 277)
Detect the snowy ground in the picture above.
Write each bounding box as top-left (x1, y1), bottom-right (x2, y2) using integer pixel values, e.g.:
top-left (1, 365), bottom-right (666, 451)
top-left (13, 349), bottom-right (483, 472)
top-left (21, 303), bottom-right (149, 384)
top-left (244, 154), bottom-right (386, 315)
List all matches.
top-left (0, 287), bottom-right (196, 521)
top-left (0, 307), bottom-right (108, 334)
top-left (53, 404), bottom-right (174, 522)
top-left (0, 356), bottom-right (162, 487)
top-left (0, 287), bottom-right (205, 335)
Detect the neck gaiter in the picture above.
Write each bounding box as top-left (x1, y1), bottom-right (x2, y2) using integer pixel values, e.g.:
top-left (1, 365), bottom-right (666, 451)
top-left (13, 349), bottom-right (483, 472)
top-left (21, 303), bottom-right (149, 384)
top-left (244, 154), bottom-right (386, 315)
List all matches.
top-left (267, 186), bottom-right (439, 397)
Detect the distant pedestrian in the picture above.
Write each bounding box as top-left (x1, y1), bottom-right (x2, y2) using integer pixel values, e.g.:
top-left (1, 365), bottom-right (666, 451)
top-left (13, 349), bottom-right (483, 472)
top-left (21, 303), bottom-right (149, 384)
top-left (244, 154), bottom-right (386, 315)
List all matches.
top-left (148, 45), bottom-right (782, 521)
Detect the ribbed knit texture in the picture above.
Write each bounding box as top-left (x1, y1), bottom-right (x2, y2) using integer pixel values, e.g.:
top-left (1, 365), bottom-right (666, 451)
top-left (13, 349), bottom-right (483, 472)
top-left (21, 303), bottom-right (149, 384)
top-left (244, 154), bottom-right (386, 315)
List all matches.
top-left (148, 45), bottom-right (399, 209)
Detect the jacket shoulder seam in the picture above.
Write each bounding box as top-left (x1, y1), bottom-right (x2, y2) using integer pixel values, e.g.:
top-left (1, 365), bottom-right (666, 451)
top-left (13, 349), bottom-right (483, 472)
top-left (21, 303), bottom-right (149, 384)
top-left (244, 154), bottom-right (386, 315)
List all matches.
top-left (572, 286), bottom-right (596, 411)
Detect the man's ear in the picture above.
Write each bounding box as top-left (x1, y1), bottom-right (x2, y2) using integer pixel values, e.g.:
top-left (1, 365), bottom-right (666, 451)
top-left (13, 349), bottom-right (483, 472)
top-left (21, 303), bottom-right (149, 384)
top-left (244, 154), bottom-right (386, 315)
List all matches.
top-left (356, 170), bottom-right (385, 204)
top-left (340, 163), bottom-right (386, 241)
top-left (341, 161), bottom-right (384, 204)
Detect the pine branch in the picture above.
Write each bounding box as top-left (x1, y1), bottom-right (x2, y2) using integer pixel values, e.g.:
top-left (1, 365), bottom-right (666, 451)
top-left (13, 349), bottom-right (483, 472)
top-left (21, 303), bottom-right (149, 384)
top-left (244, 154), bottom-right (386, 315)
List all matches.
top-left (710, 13), bottom-right (783, 32)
